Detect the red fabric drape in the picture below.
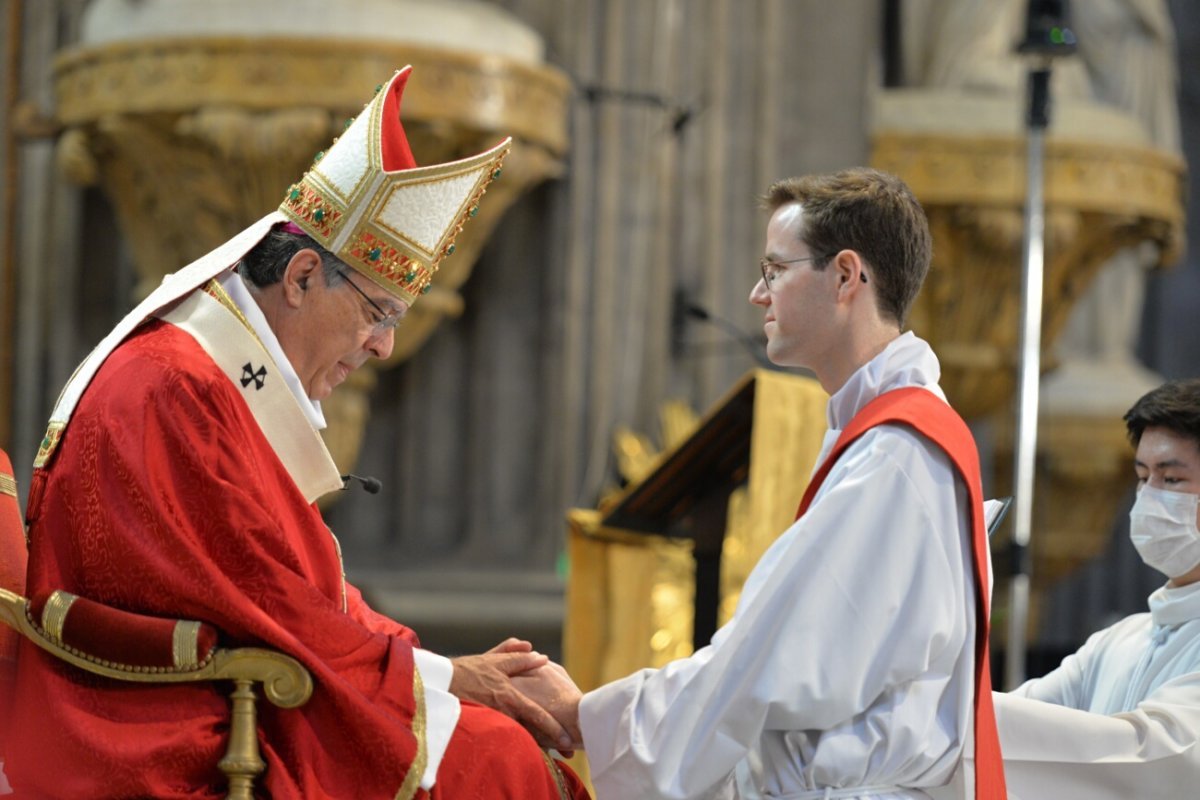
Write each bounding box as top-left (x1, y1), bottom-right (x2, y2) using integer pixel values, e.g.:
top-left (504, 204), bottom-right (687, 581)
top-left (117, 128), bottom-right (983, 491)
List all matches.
top-left (428, 701), bottom-right (590, 800)
top-left (0, 449), bottom-right (27, 764)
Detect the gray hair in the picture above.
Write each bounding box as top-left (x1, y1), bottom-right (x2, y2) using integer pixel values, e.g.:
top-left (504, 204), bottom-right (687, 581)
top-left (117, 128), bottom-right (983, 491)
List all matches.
top-left (238, 228), bottom-right (346, 288)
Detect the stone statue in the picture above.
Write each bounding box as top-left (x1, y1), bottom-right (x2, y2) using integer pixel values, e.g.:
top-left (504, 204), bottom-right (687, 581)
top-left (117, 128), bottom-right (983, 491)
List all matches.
top-left (900, 0), bottom-right (1181, 414)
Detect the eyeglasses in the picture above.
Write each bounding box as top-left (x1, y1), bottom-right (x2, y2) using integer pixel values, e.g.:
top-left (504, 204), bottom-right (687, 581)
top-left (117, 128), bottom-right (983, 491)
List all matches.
top-left (335, 268), bottom-right (404, 334)
top-left (758, 254), bottom-right (866, 291)
top-left (759, 255), bottom-right (822, 291)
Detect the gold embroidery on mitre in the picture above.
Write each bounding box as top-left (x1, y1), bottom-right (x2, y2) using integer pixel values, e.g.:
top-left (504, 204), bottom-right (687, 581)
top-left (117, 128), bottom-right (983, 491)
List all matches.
top-left (348, 145), bottom-right (509, 304)
top-left (172, 619), bottom-right (202, 669)
top-left (277, 69), bottom-right (510, 306)
top-left (343, 230), bottom-right (426, 301)
top-left (281, 180), bottom-right (343, 246)
top-left (41, 590), bottom-right (78, 642)
top-left (0, 471), bottom-right (16, 498)
top-left (33, 421), bottom-right (66, 469)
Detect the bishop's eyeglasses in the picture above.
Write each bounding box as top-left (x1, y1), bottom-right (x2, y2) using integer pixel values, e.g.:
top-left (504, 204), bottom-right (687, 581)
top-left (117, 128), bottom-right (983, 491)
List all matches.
top-left (336, 268), bottom-right (404, 334)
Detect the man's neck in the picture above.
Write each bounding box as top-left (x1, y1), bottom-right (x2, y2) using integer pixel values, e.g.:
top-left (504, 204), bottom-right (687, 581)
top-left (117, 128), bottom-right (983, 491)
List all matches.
top-left (1168, 564), bottom-right (1200, 589)
top-left (818, 325), bottom-right (901, 396)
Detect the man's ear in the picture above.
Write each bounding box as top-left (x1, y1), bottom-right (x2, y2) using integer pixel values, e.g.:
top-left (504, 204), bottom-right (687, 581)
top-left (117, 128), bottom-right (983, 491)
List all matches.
top-left (281, 249), bottom-right (323, 309)
top-left (833, 250), bottom-right (867, 301)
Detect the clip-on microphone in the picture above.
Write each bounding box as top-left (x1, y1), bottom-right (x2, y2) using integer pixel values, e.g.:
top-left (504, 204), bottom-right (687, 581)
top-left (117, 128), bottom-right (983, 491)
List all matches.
top-left (340, 473), bottom-right (382, 494)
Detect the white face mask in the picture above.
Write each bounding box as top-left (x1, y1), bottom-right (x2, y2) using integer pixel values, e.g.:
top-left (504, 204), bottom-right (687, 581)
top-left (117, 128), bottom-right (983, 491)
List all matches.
top-left (1129, 485), bottom-right (1200, 578)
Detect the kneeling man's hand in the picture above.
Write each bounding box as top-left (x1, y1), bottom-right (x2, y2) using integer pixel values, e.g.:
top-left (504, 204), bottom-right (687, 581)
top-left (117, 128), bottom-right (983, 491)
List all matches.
top-left (512, 662), bottom-right (583, 752)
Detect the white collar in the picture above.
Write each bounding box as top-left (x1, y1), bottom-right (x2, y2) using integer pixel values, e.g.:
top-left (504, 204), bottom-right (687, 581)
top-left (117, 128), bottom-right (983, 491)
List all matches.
top-left (825, 331), bottom-right (946, 431)
top-left (218, 269), bottom-right (327, 430)
top-left (1149, 580), bottom-right (1200, 627)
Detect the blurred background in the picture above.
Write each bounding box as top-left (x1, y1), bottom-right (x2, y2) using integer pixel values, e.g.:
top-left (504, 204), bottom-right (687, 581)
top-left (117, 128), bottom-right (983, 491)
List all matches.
top-left (1, 0), bottom-right (1197, 686)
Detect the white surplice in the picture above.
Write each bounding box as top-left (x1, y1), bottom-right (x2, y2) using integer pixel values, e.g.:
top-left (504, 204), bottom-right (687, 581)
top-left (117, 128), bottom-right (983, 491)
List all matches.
top-left (579, 332), bottom-right (977, 800)
top-left (982, 581), bottom-right (1200, 800)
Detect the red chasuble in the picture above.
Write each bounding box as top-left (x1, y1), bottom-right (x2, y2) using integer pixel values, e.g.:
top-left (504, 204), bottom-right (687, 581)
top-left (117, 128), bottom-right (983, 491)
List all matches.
top-left (795, 387), bottom-right (1006, 800)
top-left (7, 320), bottom-right (585, 799)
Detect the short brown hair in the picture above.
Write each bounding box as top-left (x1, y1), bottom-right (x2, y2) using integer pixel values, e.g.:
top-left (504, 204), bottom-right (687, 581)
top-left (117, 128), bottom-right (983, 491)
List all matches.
top-left (1124, 379), bottom-right (1200, 448)
top-left (764, 168), bottom-right (932, 326)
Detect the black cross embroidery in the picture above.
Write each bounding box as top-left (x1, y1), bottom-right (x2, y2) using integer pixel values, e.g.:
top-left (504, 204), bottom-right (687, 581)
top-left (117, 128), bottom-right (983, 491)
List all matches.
top-left (240, 362), bottom-right (267, 390)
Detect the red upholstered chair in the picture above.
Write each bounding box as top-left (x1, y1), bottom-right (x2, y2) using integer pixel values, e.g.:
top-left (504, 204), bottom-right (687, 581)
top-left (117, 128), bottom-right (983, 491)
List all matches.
top-left (0, 449), bottom-right (313, 800)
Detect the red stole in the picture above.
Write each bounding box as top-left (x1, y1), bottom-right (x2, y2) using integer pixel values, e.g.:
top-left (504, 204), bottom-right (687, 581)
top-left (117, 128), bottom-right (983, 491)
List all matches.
top-left (795, 387), bottom-right (1006, 800)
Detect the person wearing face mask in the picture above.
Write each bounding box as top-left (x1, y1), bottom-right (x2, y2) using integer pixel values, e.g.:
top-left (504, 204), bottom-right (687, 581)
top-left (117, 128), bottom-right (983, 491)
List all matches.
top-left (932, 379), bottom-right (1200, 799)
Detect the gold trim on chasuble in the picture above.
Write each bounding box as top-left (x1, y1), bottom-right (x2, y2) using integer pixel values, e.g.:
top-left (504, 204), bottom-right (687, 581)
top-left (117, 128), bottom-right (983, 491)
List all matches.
top-left (172, 619), bottom-right (202, 669)
top-left (325, 525), bottom-right (349, 614)
top-left (33, 421), bottom-right (66, 469)
top-left (0, 471), bottom-right (16, 498)
top-left (41, 589), bottom-right (78, 641)
top-left (541, 751), bottom-right (573, 800)
top-left (393, 665), bottom-right (428, 800)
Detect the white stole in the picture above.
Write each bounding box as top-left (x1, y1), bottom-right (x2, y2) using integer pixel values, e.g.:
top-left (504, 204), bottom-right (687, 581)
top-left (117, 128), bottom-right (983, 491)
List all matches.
top-left (156, 287), bottom-right (342, 504)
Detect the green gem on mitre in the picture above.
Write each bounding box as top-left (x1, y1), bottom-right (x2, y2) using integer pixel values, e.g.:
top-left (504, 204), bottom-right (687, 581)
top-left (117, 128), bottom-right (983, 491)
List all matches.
top-left (445, 243), bottom-right (456, 256)
top-left (405, 270), bottom-right (418, 282)
top-left (314, 150), bottom-right (325, 163)
top-left (369, 247), bottom-right (382, 262)
top-left (492, 168), bottom-right (503, 179)
top-left (420, 284), bottom-right (432, 294)
top-left (40, 436), bottom-right (50, 450)
top-left (469, 206), bottom-right (479, 217)
top-left (313, 208), bottom-right (325, 222)
top-left (288, 186), bottom-right (301, 201)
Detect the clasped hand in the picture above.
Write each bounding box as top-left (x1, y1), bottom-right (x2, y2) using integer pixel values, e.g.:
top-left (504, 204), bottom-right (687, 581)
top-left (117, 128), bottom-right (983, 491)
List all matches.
top-left (449, 638), bottom-right (583, 753)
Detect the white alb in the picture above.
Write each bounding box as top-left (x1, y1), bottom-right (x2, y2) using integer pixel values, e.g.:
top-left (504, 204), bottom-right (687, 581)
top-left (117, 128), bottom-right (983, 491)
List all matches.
top-left (579, 332), bottom-right (978, 800)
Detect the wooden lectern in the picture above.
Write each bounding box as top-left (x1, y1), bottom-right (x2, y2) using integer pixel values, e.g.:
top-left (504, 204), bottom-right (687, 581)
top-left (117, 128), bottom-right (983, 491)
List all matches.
top-left (563, 369), bottom-right (828, 700)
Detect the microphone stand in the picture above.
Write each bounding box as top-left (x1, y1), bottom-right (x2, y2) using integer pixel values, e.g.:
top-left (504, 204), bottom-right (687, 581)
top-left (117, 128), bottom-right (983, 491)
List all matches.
top-left (1006, 1), bottom-right (1076, 689)
top-left (671, 289), bottom-right (778, 370)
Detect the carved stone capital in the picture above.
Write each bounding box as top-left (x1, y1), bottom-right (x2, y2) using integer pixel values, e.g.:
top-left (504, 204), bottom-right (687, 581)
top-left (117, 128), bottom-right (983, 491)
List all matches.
top-left (873, 130), bottom-right (1185, 419)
